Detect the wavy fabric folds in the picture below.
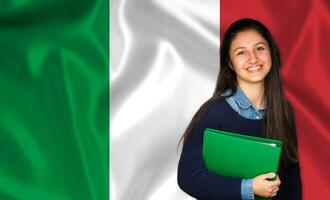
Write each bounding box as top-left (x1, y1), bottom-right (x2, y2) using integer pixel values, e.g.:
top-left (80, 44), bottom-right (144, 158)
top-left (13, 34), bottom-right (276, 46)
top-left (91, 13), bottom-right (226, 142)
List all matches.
top-left (221, 1), bottom-right (330, 199)
top-left (110, 0), bottom-right (219, 199)
top-left (0, 1), bottom-right (109, 200)
top-left (112, 0), bottom-right (330, 200)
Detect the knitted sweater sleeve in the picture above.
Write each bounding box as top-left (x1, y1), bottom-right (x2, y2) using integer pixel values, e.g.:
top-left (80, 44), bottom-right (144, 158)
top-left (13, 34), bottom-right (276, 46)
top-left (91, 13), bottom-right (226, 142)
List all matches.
top-left (177, 102), bottom-right (242, 200)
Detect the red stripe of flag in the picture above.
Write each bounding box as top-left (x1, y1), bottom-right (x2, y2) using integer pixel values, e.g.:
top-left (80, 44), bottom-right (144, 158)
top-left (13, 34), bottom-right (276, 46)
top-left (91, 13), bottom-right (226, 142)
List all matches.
top-left (220, 1), bottom-right (330, 199)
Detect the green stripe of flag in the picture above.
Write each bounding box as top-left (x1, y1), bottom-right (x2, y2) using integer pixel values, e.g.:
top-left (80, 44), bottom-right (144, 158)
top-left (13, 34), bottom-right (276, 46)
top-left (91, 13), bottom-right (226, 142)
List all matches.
top-left (0, 0), bottom-right (109, 199)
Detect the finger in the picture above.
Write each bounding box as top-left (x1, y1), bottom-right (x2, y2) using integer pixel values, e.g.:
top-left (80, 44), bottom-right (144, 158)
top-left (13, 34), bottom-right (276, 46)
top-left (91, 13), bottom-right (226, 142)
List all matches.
top-left (270, 179), bottom-right (280, 187)
top-left (271, 187), bottom-right (279, 193)
top-left (269, 183), bottom-right (280, 191)
top-left (277, 176), bottom-right (281, 185)
top-left (268, 188), bottom-right (277, 194)
top-left (276, 175), bottom-right (281, 181)
top-left (267, 172), bottom-right (276, 179)
top-left (263, 172), bottom-right (276, 180)
top-left (270, 187), bottom-right (279, 197)
top-left (275, 179), bottom-right (281, 186)
top-left (269, 188), bottom-right (279, 197)
top-left (270, 191), bottom-right (278, 197)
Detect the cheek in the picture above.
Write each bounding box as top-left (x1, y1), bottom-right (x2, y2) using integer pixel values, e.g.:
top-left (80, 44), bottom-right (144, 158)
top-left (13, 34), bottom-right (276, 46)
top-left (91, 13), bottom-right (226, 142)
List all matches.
top-left (259, 52), bottom-right (272, 64)
top-left (232, 57), bottom-right (246, 70)
top-left (261, 53), bottom-right (272, 73)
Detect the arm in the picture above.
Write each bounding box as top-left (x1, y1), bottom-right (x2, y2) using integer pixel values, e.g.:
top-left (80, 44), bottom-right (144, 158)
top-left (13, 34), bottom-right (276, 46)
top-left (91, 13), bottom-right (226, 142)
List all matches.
top-left (241, 179), bottom-right (254, 200)
top-left (177, 103), bottom-right (242, 200)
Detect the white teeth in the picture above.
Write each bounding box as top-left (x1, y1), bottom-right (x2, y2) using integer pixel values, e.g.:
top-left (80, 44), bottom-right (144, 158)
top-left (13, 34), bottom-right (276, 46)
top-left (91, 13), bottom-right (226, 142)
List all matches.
top-left (247, 65), bottom-right (262, 71)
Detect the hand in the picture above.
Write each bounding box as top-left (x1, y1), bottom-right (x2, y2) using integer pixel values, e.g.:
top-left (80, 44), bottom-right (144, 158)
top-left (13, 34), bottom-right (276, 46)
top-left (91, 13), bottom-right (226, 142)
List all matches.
top-left (253, 172), bottom-right (281, 198)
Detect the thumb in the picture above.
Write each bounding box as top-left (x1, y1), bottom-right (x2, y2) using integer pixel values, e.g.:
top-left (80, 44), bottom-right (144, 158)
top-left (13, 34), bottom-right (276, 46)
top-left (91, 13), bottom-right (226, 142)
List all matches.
top-left (265, 172), bottom-right (276, 179)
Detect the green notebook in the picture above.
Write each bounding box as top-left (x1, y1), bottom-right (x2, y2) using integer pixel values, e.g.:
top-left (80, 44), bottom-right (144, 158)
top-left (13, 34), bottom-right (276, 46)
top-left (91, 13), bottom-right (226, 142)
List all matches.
top-left (202, 128), bottom-right (282, 200)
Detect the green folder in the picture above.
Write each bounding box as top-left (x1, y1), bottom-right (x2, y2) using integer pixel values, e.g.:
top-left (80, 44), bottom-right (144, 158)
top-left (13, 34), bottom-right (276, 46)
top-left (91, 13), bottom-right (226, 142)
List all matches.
top-left (202, 128), bottom-right (282, 200)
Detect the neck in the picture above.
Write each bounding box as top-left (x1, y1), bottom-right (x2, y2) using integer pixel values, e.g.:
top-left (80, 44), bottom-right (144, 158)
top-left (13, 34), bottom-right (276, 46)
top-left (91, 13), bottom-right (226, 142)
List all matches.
top-left (238, 81), bottom-right (265, 109)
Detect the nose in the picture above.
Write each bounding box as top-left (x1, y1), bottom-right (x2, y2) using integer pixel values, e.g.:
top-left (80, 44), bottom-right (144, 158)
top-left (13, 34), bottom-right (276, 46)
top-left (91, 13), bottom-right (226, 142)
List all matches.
top-left (248, 51), bottom-right (258, 64)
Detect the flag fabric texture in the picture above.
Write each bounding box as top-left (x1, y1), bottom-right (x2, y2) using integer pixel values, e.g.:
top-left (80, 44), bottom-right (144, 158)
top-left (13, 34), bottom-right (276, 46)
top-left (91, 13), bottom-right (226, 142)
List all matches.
top-left (221, 1), bottom-right (330, 199)
top-left (0, 0), bottom-right (109, 199)
top-left (111, 0), bottom-right (329, 200)
top-left (110, 0), bottom-right (218, 199)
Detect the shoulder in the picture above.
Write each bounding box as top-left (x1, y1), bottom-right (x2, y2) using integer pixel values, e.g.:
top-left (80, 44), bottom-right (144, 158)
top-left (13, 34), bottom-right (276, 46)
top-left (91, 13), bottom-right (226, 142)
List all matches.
top-left (186, 98), bottom-right (229, 138)
top-left (198, 98), bottom-right (232, 123)
top-left (203, 98), bottom-right (228, 114)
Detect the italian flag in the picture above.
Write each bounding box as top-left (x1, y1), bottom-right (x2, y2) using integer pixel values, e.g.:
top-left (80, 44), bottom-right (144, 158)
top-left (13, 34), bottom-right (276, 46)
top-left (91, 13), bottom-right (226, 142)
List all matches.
top-left (1, 0), bottom-right (329, 200)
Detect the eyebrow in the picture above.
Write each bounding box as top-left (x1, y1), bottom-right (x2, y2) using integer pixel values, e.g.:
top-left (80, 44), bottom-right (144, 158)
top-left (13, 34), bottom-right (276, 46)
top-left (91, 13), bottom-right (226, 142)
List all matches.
top-left (234, 47), bottom-right (245, 52)
top-left (255, 42), bottom-right (267, 46)
top-left (234, 42), bottom-right (268, 52)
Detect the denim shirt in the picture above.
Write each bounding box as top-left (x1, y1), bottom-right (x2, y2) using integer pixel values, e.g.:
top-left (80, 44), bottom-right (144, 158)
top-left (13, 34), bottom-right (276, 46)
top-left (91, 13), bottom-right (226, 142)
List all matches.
top-left (223, 86), bottom-right (266, 200)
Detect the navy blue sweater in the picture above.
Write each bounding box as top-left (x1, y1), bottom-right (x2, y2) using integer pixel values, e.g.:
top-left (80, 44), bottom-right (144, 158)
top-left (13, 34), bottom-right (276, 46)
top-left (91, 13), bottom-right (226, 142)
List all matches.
top-left (177, 99), bottom-right (302, 200)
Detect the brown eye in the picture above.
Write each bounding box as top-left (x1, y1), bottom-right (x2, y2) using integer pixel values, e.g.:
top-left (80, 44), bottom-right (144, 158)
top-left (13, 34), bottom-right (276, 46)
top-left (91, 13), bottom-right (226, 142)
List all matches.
top-left (237, 51), bottom-right (244, 56)
top-left (256, 46), bottom-right (265, 51)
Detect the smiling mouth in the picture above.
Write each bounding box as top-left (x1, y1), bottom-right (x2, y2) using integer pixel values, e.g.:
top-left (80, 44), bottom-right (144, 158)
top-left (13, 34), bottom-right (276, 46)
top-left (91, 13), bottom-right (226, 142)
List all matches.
top-left (247, 65), bottom-right (263, 72)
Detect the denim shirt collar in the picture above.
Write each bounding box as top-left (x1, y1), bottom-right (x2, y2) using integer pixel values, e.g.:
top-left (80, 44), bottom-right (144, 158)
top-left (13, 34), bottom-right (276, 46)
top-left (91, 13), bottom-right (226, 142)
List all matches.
top-left (232, 86), bottom-right (266, 111)
top-left (233, 86), bottom-right (253, 109)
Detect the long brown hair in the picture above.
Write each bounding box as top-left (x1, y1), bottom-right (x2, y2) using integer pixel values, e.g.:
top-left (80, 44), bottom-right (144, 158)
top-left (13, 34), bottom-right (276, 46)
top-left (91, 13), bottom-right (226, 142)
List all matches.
top-left (179, 18), bottom-right (298, 166)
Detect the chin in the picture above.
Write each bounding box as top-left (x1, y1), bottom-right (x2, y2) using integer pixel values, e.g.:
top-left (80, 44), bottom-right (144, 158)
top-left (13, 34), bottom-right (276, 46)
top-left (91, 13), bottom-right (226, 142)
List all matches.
top-left (243, 76), bottom-right (266, 83)
top-left (250, 78), bottom-right (266, 83)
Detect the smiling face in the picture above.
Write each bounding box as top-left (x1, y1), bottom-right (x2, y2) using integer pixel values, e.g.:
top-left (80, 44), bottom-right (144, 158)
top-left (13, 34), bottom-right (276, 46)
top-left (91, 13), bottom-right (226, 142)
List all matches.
top-left (229, 29), bottom-right (272, 87)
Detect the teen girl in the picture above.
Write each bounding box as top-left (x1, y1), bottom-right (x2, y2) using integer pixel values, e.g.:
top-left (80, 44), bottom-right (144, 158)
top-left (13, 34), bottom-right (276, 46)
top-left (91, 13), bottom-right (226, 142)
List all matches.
top-left (177, 18), bottom-right (302, 200)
